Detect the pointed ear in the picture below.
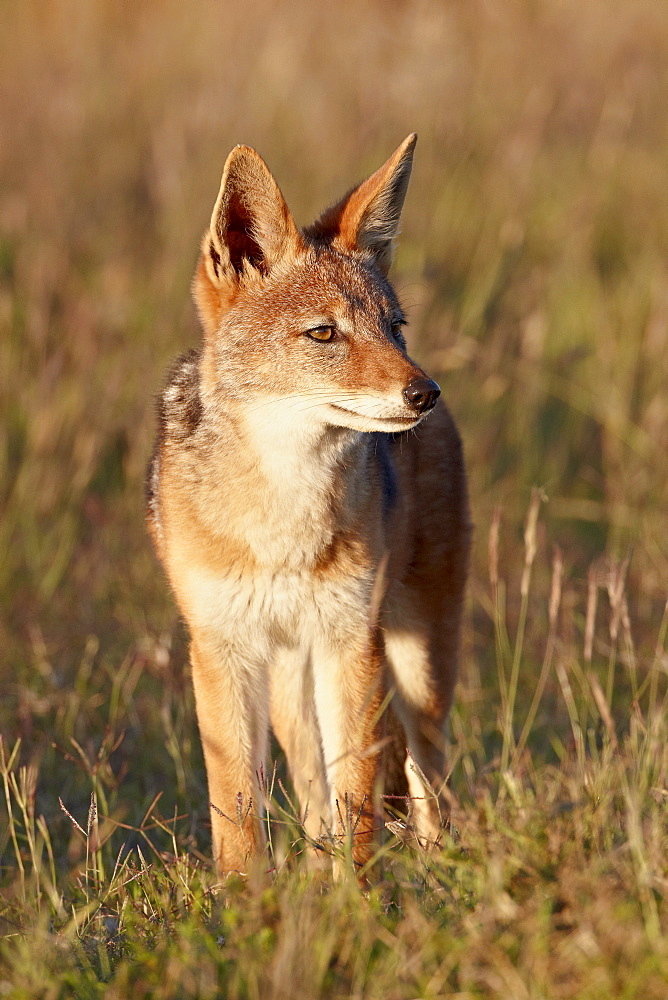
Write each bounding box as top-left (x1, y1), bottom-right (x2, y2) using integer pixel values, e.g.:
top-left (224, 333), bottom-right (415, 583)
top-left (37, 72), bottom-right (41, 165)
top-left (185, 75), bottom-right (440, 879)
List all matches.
top-left (193, 145), bottom-right (302, 335)
top-left (307, 133), bottom-right (417, 275)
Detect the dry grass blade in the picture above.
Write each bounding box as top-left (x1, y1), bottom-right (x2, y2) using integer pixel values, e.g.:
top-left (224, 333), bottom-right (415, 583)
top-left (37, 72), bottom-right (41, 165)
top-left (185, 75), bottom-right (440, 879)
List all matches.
top-left (588, 672), bottom-right (619, 750)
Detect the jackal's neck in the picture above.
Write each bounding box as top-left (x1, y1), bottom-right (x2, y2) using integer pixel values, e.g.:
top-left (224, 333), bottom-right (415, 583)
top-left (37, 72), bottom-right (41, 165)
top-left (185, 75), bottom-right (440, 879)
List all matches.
top-left (239, 406), bottom-right (363, 501)
top-left (213, 407), bottom-right (372, 568)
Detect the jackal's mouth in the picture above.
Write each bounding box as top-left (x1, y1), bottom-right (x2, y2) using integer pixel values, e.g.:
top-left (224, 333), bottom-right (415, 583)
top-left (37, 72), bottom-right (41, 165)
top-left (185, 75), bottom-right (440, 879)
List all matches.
top-left (328, 403), bottom-right (422, 429)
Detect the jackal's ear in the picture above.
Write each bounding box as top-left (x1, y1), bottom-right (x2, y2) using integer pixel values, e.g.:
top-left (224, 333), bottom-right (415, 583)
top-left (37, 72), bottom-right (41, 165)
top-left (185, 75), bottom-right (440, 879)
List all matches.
top-left (193, 145), bottom-right (301, 334)
top-left (307, 133), bottom-right (417, 275)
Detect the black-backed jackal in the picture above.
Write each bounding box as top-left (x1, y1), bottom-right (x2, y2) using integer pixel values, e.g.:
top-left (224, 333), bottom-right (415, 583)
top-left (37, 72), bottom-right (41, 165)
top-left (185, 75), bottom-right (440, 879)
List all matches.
top-left (147, 134), bottom-right (470, 878)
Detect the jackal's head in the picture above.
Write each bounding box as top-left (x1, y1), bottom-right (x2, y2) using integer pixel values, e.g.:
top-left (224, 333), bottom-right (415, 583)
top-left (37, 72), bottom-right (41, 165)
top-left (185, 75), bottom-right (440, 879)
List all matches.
top-left (192, 134), bottom-right (440, 434)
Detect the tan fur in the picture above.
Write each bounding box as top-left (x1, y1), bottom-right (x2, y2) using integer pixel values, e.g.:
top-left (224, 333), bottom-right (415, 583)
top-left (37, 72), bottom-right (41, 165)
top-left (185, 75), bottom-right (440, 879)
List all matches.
top-left (147, 135), bottom-right (470, 879)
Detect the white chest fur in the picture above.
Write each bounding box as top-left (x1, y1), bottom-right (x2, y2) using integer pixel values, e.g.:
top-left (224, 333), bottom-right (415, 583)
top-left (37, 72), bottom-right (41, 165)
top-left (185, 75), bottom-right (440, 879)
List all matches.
top-left (183, 562), bottom-right (373, 662)
top-left (176, 399), bottom-right (376, 658)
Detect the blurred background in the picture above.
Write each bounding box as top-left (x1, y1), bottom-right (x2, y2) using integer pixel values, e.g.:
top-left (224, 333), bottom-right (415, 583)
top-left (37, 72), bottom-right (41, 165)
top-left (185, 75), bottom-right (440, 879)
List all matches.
top-left (1, 0), bottom-right (667, 837)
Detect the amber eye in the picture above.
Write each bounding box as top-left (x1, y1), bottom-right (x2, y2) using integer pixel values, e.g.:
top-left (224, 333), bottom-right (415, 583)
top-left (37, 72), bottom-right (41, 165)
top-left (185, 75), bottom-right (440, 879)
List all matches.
top-left (306, 326), bottom-right (336, 342)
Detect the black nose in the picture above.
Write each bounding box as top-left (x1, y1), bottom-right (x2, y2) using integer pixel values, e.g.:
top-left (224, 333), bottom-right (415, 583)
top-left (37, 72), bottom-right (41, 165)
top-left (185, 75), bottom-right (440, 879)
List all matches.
top-left (403, 377), bottom-right (441, 414)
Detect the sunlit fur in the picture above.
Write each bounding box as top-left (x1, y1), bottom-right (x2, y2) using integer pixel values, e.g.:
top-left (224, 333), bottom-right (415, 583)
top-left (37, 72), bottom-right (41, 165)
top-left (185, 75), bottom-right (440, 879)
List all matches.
top-left (147, 135), bottom-right (470, 878)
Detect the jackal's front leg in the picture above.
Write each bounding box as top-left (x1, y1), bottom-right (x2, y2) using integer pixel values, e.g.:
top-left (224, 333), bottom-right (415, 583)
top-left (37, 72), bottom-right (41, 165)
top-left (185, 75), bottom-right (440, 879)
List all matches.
top-left (190, 638), bottom-right (269, 879)
top-left (312, 628), bottom-right (386, 873)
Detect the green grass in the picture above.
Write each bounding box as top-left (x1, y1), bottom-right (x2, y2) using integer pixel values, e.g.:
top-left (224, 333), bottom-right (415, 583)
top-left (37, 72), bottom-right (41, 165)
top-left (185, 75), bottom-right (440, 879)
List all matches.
top-left (2, 0), bottom-right (668, 996)
top-left (1, 582), bottom-right (667, 998)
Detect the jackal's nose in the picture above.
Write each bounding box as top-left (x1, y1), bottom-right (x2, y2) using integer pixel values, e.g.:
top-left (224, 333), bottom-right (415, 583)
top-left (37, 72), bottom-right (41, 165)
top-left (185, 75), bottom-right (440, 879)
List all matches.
top-left (403, 377), bottom-right (441, 414)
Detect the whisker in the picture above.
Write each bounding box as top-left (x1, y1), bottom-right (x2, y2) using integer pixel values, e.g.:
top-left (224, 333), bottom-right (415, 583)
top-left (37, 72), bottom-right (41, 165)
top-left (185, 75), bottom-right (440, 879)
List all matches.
top-left (228, 385), bottom-right (412, 425)
top-left (245, 390), bottom-right (356, 409)
top-left (245, 390), bottom-right (369, 417)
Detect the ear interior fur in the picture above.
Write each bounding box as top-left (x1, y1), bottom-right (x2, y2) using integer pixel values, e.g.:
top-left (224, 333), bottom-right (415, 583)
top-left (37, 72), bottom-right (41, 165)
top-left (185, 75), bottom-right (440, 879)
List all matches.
top-left (192, 145), bottom-right (301, 337)
top-left (306, 133), bottom-right (417, 274)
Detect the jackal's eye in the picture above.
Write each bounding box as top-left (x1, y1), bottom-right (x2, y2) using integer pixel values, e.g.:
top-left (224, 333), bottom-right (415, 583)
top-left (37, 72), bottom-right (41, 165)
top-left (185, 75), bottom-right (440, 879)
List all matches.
top-left (306, 326), bottom-right (336, 342)
top-left (390, 321), bottom-right (407, 346)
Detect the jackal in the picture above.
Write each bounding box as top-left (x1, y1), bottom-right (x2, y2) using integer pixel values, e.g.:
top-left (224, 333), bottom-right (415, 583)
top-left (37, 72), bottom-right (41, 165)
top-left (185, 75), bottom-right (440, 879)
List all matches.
top-left (147, 134), bottom-right (470, 878)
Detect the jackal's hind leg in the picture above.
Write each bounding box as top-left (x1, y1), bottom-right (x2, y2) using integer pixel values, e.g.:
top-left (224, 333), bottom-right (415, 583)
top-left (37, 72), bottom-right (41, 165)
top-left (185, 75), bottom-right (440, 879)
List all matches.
top-left (384, 628), bottom-right (456, 848)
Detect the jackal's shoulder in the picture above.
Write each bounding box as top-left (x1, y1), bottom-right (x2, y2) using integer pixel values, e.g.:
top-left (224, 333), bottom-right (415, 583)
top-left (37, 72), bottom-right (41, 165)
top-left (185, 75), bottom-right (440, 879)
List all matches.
top-left (158, 348), bottom-right (203, 444)
top-left (146, 349), bottom-right (203, 550)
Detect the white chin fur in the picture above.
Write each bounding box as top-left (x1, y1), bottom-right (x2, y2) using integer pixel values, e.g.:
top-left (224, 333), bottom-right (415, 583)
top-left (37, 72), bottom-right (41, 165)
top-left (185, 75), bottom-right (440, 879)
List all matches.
top-left (326, 403), bottom-right (423, 433)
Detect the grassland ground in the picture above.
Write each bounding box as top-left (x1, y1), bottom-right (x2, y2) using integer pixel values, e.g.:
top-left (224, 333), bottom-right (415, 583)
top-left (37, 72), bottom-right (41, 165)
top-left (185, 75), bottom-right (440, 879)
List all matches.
top-left (2, 1), bottom-right (668, 996)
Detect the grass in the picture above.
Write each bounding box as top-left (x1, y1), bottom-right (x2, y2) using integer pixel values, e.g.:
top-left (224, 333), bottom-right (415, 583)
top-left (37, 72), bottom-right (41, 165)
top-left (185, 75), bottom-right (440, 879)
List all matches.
top-left (1, 0), bottom-right (668, 996)
top-left (1, 544), bottom-right (667, 997)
